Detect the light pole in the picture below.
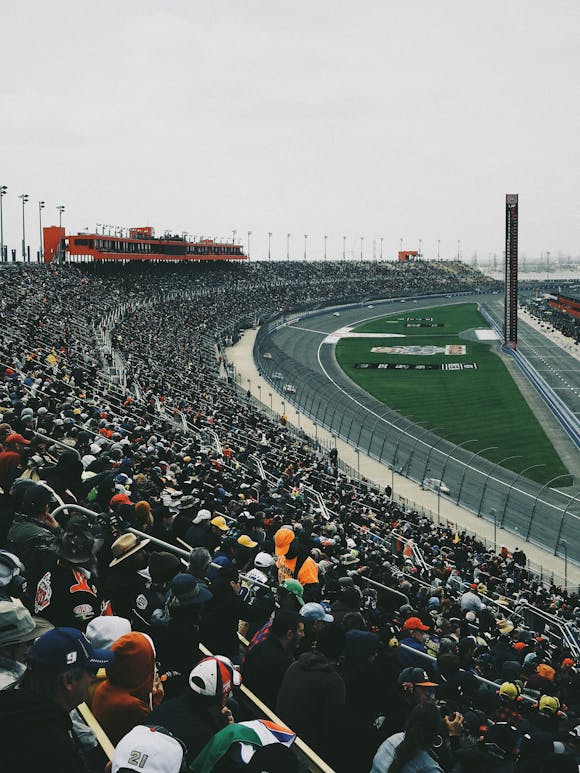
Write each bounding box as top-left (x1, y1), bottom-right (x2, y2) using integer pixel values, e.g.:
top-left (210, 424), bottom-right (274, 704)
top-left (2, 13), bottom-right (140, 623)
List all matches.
top-left (437, 438), bottom-right (479, 497)
top-left (342, 235), bottom-right (346, 261)
top-left (19, 194), bottom-right (29, 261)
top-left (456, 445), bottom-right (498, 504)
top-left (268, 392), bottom-right (272, 410)
top-left (399, 237), bottom-right (403, 255)
top-left (355, 448), bottom-right (360, 479)
top-left (324, 234), bottom-right (327, 260)
top-left (418, 238), bottom-right (422, 257)
top-left (56, 204), bottom-right (65, 262)
top-left (491, 508), bottom-right (498, 552)
top-left (38, 201), bottom-right (45, 262)
top-left (558, 538), bottom-right (568, 590)
top-left (437, 239), bottom-right (441, 260)
top-left (304, 234), bottom-right (308, 260)
top-left (476, 454), bottom-right (522, 517)
top-left (247, 230), bottom-right (251, 260)
top-left (360, 236), bottom-right (364, 261)
top-left (246, 378), bottom-right (251, 396)
top-left (373, 238), bottom-right (376, 260)
top-left (500, 463), bottom-right (546, 527)
top-left (268, 232), bottom-right (272, 261)
top-left (380, 236), bottom-right (383, 260)
top-left (555, 491), bottom-right (580, 552)
top-left (232, 229), bottom-right (236, 244)
top-left (257, 384), bottom-right (262, 404)
top-left (286, 233), bottom-right (290, 260)
top-left (526, 474), bottom-right (570, 541)
top-left (457, 239), bottom-right (461, 259)
top-left (281, 399), bottom-right (286, 416)
top-left (0, 185), bottom-right (7, 262)
top-left (404, 425), bottom-right (445, 477)
top-left (421, 434), bottom-right (451, 482)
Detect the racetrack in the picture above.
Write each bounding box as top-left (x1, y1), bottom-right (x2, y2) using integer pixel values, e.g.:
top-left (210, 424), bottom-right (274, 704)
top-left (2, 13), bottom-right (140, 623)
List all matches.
top-left (255, 293), bottom-right (580, 562)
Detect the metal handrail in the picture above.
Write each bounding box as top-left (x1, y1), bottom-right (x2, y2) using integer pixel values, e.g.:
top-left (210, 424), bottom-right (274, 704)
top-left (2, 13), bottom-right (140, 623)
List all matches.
top-left (198, 642), bottom-right (335, 773)
top-left (519, 600), bottom-right (580, 659)
top-left (397, 642), bottom-right (537, 705)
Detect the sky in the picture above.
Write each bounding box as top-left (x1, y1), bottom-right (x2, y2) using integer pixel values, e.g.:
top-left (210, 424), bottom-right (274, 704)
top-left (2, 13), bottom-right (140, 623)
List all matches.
top-left (1, 0), bottom-right (579, 262)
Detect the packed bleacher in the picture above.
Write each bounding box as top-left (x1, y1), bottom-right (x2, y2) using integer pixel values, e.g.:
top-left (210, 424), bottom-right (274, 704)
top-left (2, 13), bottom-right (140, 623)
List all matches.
top-left (524, 296), bottom-right (580, 344)
top-left (1, 260), bottom-right (579, 773)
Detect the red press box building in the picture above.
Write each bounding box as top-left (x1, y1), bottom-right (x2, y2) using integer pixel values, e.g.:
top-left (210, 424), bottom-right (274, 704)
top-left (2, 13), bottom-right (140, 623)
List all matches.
top-left (547, 293), bottom-right (580, 319)
top-left (43, 226), bottom-right (246, 264)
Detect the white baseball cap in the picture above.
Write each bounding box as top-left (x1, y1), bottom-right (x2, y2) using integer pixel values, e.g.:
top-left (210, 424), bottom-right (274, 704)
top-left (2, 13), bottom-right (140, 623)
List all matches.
top-left (191, 508), bottom-right (212, 525)
top-left (112, 725), bottom-right (184, 773)
top-left (254, 551), bottom-right (275, 569)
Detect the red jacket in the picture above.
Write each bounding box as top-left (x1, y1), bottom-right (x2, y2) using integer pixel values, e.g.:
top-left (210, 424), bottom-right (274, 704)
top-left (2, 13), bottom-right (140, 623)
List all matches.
top-left (92, 632), bottom-right (155, 744)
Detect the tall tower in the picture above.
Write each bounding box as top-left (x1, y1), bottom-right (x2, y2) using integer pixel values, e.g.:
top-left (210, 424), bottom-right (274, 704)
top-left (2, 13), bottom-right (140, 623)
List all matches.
top-left (504, 194), bottom-right (519, 349)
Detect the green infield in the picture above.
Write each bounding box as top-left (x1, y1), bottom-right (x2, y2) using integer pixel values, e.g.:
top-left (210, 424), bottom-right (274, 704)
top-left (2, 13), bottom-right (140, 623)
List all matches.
top-left (335, 303), bottom-right (571, 485)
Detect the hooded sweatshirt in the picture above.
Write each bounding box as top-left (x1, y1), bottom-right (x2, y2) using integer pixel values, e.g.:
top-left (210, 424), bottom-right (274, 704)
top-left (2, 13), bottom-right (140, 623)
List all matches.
top-left (275, 650), bottom-right (345, 756)
top-left (92, 632), bottom-right (155, 744)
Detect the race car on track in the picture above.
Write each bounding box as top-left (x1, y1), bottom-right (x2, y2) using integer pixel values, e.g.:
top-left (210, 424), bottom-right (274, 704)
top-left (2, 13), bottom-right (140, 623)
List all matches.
top-left (422, 478), bottom-right (450, 495)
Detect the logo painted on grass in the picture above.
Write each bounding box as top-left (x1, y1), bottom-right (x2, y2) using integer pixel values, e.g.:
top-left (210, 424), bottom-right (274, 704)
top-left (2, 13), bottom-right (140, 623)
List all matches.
top-left (355, 362), bottom-right (477, 370)
top-left (404, 322), bottom-right (445, 327)
top-left (370, 345), bottom-right (466, 356)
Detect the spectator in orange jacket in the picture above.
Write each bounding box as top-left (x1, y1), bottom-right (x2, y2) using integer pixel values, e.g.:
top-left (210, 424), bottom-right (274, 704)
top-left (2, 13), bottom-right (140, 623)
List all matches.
top-left (92, 631), bottom-right (161, 744)
top-left (275, 528), bottom-right (319, 592)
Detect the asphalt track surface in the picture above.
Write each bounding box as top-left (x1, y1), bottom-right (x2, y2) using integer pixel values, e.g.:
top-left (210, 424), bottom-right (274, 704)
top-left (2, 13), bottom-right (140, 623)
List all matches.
top-left (256, 293), bottom-right (580, 562)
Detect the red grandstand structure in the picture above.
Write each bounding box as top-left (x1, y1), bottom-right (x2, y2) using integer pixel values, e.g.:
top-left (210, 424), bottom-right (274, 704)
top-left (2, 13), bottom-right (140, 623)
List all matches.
top-left (547, 292), bottom-right (580, 319)
top-left (42, 226), bottom-right (247, 264)
top-left (397, 250), bottom-right (419, 262)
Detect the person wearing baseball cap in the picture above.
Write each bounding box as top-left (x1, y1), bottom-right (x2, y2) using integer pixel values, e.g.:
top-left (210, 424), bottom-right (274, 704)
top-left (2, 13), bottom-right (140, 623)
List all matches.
top-left (0, 432), bottom-right (30, 492)
top-left (183, 508), bottom-right (214, 551)
top-left (0, 627), bottom-right (114, 773)
top-left (399, 617), bottom-right (431, 667)
top-left (274, 527), bottom-right (319, 591)
top-left (110, 724), bottom-right (185, 773)
top-left (146, 656), bottom-right (241, 764)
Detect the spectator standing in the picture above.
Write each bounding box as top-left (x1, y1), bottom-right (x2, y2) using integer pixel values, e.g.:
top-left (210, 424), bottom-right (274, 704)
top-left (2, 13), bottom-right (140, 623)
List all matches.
top-left (34, 528), bottom-right (100, 629)
top-left (371, 702), bottom-right (447, 773)
top-left (146, 656), bottom-right (240, 765)
top-left (103, 533), bottom-right (150, 621)
top-left (92, 631), bottom-right (158, 745)
top-left (0, 432), bottom-right (30, 492)
top-left (399, 616), bottom-right (431, 667)
top-left (243, 609), bottom-right (304, 707)
top-left (0, 627), bottom-right (113, 773)
top-left (275, 528), bottom-right (319, 588)
top-left (0, 599), bottom-right (53, 688)
top-left (7, 484), bottom-right (61, 591)
top-left (276, 622), bottom-right (346, 759)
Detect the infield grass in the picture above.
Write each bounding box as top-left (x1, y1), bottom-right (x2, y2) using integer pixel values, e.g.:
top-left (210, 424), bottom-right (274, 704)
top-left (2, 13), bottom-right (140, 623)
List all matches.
top-left (335, 303), bottom-right (571, 485)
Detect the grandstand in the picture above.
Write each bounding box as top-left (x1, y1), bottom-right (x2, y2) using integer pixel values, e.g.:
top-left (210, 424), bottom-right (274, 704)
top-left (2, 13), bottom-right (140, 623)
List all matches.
top-left (1, 259), bottom-right (580, 772)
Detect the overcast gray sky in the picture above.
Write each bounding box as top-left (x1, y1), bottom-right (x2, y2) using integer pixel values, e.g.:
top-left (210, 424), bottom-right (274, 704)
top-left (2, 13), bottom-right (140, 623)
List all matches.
top-left (1, 0), bottom-right (579, 261)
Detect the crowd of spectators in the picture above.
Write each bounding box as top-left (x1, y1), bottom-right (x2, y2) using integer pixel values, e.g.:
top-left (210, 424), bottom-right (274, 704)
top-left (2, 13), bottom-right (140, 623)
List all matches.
top-left (0, 259), bottom-right (579, 773)
top-left (523, 296), bottom-right (580, 345)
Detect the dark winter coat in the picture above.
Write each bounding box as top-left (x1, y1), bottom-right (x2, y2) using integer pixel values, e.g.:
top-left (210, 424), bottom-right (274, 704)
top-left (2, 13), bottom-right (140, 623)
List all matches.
top-left (275, 651), bottom-right (345, 757)
top-left (0, 688), bottom-right (88, 773)
top-left (146, 691), bottom-right (229, 764)
top-left (242, 635), bottom-right (294, 708)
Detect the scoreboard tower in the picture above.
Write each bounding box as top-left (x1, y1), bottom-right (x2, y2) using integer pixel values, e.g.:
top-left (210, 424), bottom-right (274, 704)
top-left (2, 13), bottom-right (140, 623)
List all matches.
top-left (504, 194), bottom-right (519, 349)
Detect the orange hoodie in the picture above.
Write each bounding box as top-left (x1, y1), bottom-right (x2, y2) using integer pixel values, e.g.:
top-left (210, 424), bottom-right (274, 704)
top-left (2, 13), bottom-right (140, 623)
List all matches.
top-left (92, 632), bottom-right (155, 745)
